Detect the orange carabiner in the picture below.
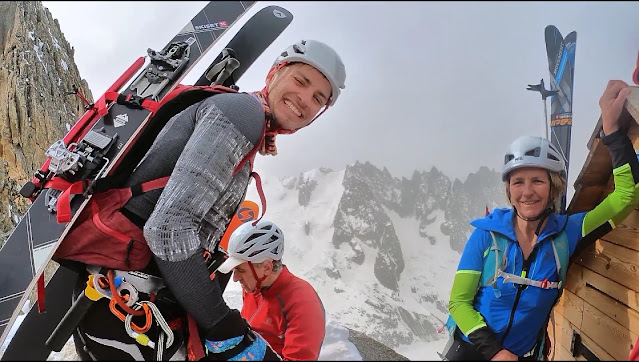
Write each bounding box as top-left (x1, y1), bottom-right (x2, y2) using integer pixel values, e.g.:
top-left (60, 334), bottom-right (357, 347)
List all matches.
top-left (109, 295), bottom-right (128, 322)
top-left (109, 298), bottom-right (153, 334)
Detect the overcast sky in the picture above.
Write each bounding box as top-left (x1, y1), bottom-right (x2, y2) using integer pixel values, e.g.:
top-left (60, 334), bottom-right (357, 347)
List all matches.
top-left (42, 1), bottom-right (639, 204)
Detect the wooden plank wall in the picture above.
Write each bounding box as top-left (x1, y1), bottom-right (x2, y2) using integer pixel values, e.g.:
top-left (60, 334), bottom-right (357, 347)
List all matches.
top-left (551, 86), bottom-right (639, 360)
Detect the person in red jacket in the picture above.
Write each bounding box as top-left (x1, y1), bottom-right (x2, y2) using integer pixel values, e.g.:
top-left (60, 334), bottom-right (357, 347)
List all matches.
top-left (218, 220), bottom-right (326, 360)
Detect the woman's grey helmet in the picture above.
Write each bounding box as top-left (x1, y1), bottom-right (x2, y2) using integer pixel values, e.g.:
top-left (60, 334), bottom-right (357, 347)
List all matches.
top-left (274, 39), bottom-right (346, 106)
top-left (502, 136), bottom-right (566, 182)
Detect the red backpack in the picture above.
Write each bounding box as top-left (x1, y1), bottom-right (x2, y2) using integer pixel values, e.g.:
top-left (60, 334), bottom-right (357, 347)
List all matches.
top-left (52, 84), bottom-right (266, 271)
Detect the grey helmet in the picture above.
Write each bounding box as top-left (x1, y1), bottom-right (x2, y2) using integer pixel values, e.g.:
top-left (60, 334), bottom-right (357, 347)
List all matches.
top-left (274, 39), bottom-right (346, 106)
top-left (502, 136), bottom-right (566, 182)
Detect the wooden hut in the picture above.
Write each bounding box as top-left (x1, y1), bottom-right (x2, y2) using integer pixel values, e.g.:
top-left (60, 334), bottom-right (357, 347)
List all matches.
top-left (550, 86), bottom-right (639, 360)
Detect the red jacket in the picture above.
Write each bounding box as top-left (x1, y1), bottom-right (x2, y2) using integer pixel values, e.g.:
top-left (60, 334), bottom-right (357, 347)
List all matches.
top-left (630, 336), bottom-right (639, 360)
top-left (241, 266), bottom-right (325, 360)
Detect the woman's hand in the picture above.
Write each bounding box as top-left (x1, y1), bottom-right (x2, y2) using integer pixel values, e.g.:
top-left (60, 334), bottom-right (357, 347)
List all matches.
top-left (599, 80), bottom-right (632, 136)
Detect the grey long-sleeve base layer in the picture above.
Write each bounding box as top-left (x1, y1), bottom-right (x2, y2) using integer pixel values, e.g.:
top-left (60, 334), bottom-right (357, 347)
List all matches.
top-left (125, 92), bottom-right (265, 332)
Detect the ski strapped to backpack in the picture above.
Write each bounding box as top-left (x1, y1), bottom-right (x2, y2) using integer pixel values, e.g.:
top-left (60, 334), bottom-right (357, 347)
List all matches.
top-left (20, 38), bottom-right (195, 207)
top-left (440, 229), bottom-right (569, 360)
top-left (19, 57), bottom-right (147, 203)
top-left (52, 84), bottom-right (267, 272)
top-left (44, 84), bottom-right (256, 223)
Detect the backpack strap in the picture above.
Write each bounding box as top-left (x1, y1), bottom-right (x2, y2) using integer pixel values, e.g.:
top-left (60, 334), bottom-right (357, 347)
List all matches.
top-left (501, 272), bottom-right (561, 290)
top-left (187, 314), bottom-right (205, 361)
top-left (486, 231), bottom-right (504, 287)
top-left (481, 231), bottom-right (508, 298)
top-left (540, 228), bottom-right (570, 360)
top-left (550, 230), bottom-right (570, 290)
top-left (488, 231), bottom-right (568, 291)
top-left (232, 111), bottom-right (268, 224)
top-left (130, 176), bottom-right (171, 196)
top-left (49, 179), bottom-right (91, 223)
top-left (249, 172), bottom-right (266, 225)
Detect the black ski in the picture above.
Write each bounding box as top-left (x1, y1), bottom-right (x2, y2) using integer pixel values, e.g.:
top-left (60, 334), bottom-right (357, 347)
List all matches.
top-left (545, 25), bottom-right (577, 212)
top-left (0, 4), bottom-right (293, 359)
top-left (193, 6), bottom-right (292, 87)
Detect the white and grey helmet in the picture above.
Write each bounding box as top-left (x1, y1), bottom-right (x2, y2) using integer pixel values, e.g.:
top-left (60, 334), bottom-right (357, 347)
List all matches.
top-left (274, 39), bottom-right (346, 106)
top-left (502, 136), bottom-right (566, 182)
top-left (217, 220), bottom-right (284, 274)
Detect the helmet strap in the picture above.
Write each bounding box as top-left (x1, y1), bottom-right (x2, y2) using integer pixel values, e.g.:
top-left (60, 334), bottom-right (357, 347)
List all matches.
top-left (259, 61), bottom-right (288, 114)
top-left (248, 261), bottom-right (268, 295)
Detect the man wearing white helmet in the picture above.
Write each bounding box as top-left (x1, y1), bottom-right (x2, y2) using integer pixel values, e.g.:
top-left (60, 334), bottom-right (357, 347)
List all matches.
top-left (72, 40), bottom-right (345, 361)
top-left (217, 220), bottom-right (326, 361)
top-left (443, 80), bottom-right (639, 361)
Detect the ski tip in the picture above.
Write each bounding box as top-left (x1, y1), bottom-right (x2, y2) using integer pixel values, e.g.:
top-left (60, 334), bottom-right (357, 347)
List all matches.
top-left (257, 4), bottom-right (293, 23)
top-left (544, 24), bottom-right (558, 33)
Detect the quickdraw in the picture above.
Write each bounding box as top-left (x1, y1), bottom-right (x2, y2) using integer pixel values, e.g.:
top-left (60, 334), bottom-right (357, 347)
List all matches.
top-left (109, 295), bottom-right (153, 334)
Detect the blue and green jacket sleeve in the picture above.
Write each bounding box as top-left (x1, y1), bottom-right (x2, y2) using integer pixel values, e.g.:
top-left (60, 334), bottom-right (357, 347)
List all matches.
top-left (448, 228), bottom-right (503, 359)
top-left (579, 128), bottom-right (639, 241)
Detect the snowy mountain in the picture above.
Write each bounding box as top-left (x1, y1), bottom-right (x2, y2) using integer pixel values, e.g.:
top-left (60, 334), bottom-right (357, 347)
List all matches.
top-left (234, 161), bottom-right (508, 359)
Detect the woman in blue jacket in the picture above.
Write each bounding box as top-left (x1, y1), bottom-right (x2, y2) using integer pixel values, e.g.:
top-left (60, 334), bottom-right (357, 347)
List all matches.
top-left (445, 80), bottom-right (639, 361)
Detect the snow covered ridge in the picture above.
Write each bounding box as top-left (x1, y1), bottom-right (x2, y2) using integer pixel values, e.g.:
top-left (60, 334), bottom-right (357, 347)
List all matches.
top-left (246, 162), bottom-right (507, 357)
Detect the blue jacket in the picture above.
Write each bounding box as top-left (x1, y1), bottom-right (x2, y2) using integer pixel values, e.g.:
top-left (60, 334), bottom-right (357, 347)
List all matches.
top-left (455, 207), bottom-right (586, 355)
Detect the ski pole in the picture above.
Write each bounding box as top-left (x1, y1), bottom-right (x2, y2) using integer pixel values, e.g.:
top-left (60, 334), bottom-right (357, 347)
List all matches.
top-left (543, 98), bottom-right (549, 139)
top-left (45, 275), bottom-right (107, 352)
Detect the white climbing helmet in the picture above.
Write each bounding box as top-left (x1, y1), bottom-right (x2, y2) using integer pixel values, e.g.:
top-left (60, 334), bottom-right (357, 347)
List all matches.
top-left (502, 136), bottom-right (566, 182)
top-left (274, 39), bottom-right (346, 106)
top-left (217, 220), bottom-right (284, 274)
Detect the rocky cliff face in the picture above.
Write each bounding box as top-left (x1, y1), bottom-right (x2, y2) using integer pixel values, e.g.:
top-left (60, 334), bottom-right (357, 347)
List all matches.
top-left (0, 1), bottom-right (93, 242)
top-left (330, 162), bottom-right (505, 293)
